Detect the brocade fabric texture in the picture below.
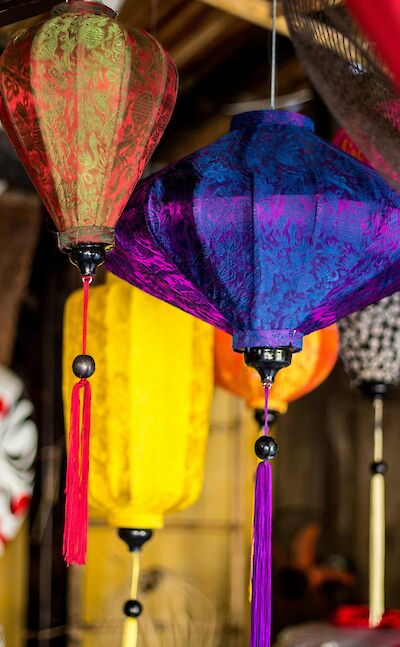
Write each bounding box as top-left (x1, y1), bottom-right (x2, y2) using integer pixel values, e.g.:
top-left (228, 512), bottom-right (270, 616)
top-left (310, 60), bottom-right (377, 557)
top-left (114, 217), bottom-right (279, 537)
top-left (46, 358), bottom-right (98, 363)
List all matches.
top-left (284, 0), bottom-right (400, 191)
top-left (339, 293), bottom-right (400, 387)
top-left (0, 0), bottom-right (177, 246)
top-left (63, 275), bottom-right (213, 529)
top-left (107, 110), bottom-right (400, 350)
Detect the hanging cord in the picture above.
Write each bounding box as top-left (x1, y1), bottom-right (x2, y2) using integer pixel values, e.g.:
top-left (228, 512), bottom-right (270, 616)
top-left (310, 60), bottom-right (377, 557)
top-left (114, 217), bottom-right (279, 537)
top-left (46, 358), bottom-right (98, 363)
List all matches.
top-left (250, 384), bottom-right (277, 647)
top-left (81, 276), bottom-right (90, 354)
top-left (270, 0), bottom-right (278, 109)
top-left (63, 276), bottom-right (95, 566)
top-left (369, 397), bottom-right (386, 627)
top-left (122, 551), bottom-right (141, 647)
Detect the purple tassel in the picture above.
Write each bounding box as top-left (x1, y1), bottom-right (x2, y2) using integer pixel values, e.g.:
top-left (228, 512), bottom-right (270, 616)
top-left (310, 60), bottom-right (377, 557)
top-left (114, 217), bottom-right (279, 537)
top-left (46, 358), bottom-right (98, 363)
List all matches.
top-left (250, 385), bottom-right (273, 647)
top-left (250, 461), bottom-right (272, 647)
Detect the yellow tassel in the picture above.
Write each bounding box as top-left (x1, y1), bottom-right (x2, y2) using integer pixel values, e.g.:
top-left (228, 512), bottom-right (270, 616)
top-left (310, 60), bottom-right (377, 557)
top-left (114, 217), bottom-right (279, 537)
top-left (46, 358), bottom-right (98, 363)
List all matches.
top-left (122, 619), bottom-right (138, 647)
top-left (122, 551), bottom-right (140, 647)
top-left (369, 398), bottom-right (385, 628)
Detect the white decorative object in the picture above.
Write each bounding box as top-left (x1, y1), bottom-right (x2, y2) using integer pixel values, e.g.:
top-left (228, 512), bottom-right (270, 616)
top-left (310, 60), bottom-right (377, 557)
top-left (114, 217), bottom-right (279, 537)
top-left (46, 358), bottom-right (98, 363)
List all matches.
top-left (339, 294), bottom-right (400, 387)
top-left (0, 365), bottom-right (37, 554)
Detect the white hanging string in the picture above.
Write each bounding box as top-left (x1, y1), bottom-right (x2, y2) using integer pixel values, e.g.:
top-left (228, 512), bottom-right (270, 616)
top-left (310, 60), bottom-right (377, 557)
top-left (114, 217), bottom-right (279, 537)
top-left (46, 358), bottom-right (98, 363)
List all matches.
top-left (270, 0), bottom-right (278, 109)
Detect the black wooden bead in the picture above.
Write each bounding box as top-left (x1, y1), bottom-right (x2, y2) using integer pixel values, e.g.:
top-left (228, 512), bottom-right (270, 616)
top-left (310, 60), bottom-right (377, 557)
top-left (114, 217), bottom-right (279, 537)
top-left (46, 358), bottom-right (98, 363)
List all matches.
top-left (370, 460), bottom-right (388, 475)
top-left (255, 435), bottom-right (278, 460)
top-left (123, 599), bottom-right (142, 618)
top-left (72, 354), bottom-right (95, 378)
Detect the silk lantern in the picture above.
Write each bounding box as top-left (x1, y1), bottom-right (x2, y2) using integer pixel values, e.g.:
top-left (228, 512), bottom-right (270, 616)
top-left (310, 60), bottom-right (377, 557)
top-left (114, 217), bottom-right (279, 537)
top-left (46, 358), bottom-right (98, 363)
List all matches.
top-left (63, 274), bottom-right (213, 644)
top-left (107, 109), bottom-right (400, 647)
top-left (215, 326), bottom-right (339, 426)
top-left (0, 0), bottom-right (178, 565)
top-left (339, 294), bottom-right (400, 628)
top-left (108, 110), bottom-right (400, 386)
top-left (347, 0), bottom-right (400, 90)
top-left (333, 129), bottom-right (400, 629)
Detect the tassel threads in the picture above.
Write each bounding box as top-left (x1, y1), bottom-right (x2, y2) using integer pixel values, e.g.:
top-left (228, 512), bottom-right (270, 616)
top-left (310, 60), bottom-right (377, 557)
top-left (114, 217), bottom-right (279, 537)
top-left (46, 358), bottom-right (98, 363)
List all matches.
top-left (63, 378), bottom-right (91, 565)
top-left (251, 461), bottom-right (273, 647)
top-left (369, 397), bottom-right (386, 628)
top-left (250, 384), bottom-right (276, 647)
top-left (122, 551), bottom-right (142, 647)
top-left (63, 276), bottom-right (95, 566)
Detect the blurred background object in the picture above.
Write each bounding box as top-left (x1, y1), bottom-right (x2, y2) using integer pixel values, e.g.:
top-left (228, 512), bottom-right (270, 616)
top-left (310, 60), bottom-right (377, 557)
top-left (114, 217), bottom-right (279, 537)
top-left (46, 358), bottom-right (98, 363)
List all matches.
top-left (276, 621), bottom-right (400, 647)
top-left (284, 0), bottom-right (400, 190)
top-left (0, 365), bottom-right (37, 554)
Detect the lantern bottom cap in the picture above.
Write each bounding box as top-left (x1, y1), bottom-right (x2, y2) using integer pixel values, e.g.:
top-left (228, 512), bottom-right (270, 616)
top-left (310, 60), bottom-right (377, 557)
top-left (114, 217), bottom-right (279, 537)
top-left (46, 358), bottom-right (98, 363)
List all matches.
top-left (69, 243), bottom-right (108, 277)
top-left (359, 381), bottom-right (392, 401)
top-left (243, 346), bottom-right (293, 385)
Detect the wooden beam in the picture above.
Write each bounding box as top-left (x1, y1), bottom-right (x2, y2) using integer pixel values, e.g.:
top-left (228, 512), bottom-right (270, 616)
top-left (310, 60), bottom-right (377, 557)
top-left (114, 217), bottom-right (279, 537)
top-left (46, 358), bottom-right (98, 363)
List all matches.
top-left (170, 11), bottom-right (243, 70)
top-left (197, 0), bottom-right (289, 35)
top-left (0, 0), bottom-right (57, 27)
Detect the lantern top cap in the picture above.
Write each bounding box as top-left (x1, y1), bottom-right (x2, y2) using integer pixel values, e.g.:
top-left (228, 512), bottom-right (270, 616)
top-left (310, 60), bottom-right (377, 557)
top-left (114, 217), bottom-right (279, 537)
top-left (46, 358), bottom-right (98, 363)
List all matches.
top-left (51, 0), bottom-right (117, 18)
top-left (230, 110), bottom-right (315, 133)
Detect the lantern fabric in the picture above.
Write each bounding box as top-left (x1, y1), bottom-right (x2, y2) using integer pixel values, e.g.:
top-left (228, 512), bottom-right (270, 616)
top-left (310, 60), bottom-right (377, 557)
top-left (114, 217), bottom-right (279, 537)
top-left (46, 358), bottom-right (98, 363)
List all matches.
top-left (335, 127), bottom-right (400, 389)
top-left (333, 130), bottom-right (400, 628)
top-left (107, 110), bottom-right (400, 352)
top-left (338, 294), bottom-right (400, 628)
top-left (0, 365), bottom-right (37, 554)
top-left (215, 326), bottom-right (339, 414)
top-left (347, 0), bottom-right (400, 90)
top-left (284, 0), bottom-right (400, 193)
top-left (0, 0), bottom-right (178, 250)
top-left (106, 108), bottom-right (400, 647)
top-left (339, 293), bottom-right (400, 388)
top-left (0, 0), bottom-right (178, 567)
top-left (63, 275), bottom-right (213, 529)
top-left (333, 130), bottom-right (368, 165)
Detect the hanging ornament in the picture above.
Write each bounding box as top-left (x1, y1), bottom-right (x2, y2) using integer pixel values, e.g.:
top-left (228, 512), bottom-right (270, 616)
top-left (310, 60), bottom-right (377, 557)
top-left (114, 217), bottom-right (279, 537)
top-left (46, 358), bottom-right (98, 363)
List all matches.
top-left (0, 365), bottom-right (37, 554)
top-left (215, 326), bottom-right (338, 427)
top-left (284, 0), bottom-right (400, 190)
top-left (106, 109), bottom-right (400, 646)
top-left (107, 110), bottom-right (400, 361)
top-left (0, 0), bottom-right (178, 566)
top-left (340, 294), bottom-right (400, 393)
top-left (339, 293), bottom-right (400, 629)
top-left (63, 274), bottom-right (213, 644)
top-left (346, 0), bottom-right (400, 90)
top-left (334, 130), bottom-right (400, 629)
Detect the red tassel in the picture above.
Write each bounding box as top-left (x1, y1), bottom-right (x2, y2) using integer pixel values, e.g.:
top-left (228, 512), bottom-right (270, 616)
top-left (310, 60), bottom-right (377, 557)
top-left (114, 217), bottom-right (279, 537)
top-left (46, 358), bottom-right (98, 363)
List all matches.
top-left (63, 378), bottom-right (91, 565)
top-left (63, 276), bottom-right (92, 566)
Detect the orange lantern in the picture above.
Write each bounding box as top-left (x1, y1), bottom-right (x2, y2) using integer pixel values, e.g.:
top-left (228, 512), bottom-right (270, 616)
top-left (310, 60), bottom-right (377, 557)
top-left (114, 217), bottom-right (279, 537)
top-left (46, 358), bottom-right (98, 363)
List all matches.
top-left (215, 325), bottom-right (339, 423)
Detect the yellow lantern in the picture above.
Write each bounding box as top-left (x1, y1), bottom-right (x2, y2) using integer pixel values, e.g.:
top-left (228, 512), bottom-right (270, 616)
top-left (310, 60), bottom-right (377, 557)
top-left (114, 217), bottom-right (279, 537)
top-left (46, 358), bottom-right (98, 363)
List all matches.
top-left (63, 275), bottom-right (213, 645)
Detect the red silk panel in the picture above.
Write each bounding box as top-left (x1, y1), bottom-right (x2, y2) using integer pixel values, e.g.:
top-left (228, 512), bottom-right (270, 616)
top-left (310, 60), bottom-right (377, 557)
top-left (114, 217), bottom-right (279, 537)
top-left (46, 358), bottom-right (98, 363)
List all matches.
top-left (0, 1), bottom-right (178, 247)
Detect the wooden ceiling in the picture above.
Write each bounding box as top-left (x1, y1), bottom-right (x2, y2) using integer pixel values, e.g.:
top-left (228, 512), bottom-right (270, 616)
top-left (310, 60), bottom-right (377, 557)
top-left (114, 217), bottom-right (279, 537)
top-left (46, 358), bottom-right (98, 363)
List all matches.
top-left (113, 0), bottom-right (309, 162)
